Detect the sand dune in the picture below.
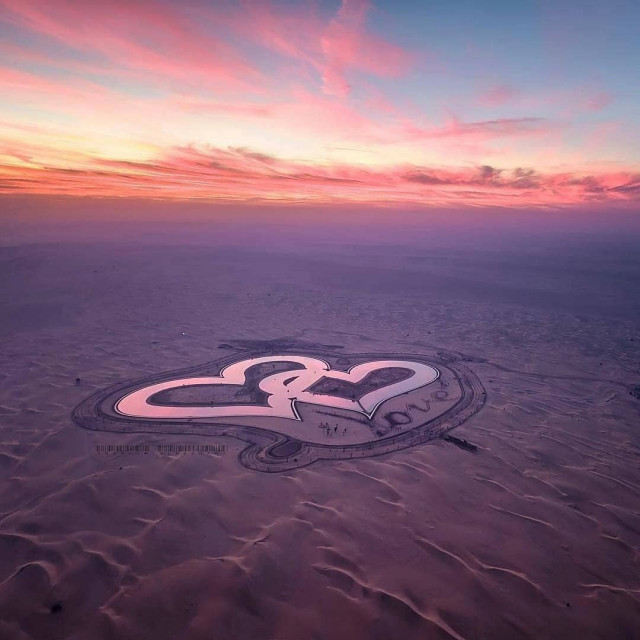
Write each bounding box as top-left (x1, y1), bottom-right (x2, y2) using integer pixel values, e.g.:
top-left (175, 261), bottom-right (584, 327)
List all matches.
top-left (0, 234), bottom-right (639, 639)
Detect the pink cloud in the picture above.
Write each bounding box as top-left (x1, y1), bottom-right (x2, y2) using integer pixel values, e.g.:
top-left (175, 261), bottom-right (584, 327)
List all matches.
top-left (320, 0), bottom-right (412, 96)
top-left (170, 88), bottom-right (395, 146)
top-left (175, 98), bottom-right (276, 119)
top-left (1, 142), bottom-right (638, 208)
top-left (0, 0), bottom-right (412, 100)
top-left (0, 66), bottom-right (127, 118)
top-left (478, 84), bottom-right (520, 107)
top-left (0, 0), bottom-right (262, 92)
top-left (216, 0), bottom-right (413, 97)
top-left (404, 115), bottom-right (563, 142)
top-left (583, 91), bottom-right (614, 112)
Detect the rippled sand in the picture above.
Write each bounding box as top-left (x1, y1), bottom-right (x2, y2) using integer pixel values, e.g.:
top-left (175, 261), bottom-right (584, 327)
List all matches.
top-left (1, 211), bottom-right (639, 639)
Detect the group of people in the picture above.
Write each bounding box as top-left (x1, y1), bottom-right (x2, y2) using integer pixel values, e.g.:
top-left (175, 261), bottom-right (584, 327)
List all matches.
top-left (319, 421), bottom-right (348, 437)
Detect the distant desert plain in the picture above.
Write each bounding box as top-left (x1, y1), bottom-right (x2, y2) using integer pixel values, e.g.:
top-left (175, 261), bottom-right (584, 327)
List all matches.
top-left (0, 204), bottom-right (639, 639)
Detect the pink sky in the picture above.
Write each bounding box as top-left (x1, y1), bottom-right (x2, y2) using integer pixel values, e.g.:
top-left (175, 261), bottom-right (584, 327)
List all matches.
top-left (0, 0), bottom-right (638, 208)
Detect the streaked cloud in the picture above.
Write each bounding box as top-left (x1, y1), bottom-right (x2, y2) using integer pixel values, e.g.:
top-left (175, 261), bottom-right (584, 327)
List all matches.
top-left (478, 84), bottom-right (520, 107)
top-left (1, 143), bottom-right (637, 207)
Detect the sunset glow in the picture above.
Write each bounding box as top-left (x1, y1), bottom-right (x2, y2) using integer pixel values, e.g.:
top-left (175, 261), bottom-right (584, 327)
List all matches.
top-left (1, 0), bottom-right (638, 207)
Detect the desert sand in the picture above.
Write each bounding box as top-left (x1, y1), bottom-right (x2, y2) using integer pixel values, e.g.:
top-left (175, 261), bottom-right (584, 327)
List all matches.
top-left (0, 206), bottom-right (639, 639)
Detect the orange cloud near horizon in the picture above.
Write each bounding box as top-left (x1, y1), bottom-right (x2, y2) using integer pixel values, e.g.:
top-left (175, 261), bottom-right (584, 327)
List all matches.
top-left (1, 143), bottom-right (638, 208)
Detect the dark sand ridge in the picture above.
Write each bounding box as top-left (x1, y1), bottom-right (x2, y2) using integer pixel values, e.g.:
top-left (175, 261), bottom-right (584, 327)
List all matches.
top-left (0, 209), bottom-right (639, 639)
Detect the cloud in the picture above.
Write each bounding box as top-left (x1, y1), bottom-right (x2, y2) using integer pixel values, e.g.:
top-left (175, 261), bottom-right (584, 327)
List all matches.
top-left (478, 84), bottom-right (520, 107)
top-left (403, 172), bottom-right (446, 185)
top-left (0, 0), bottom-right (262, 92)
top-left (477, 165), bottom-right (502, 181)
top-left (405, 116), bottom-right (560, 141)
top-left (583, 91), bottom-right (614, 112)
top-left (400, 164), bottom-right (640, 203)
top-left (320, 0), bottom-right (412, 96)
top-left (1, 143), bottom-right (638, 207)
top-left (175, 99), bottom-right (275, 118)
top-left (510, 168), bottom-right (540, 189)
top-left (609, 176), bottom-right (640, 193)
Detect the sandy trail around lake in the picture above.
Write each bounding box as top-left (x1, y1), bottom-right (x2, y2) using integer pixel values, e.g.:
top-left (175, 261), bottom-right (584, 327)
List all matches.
top-left (0, 240), bottom-right (639, 639)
